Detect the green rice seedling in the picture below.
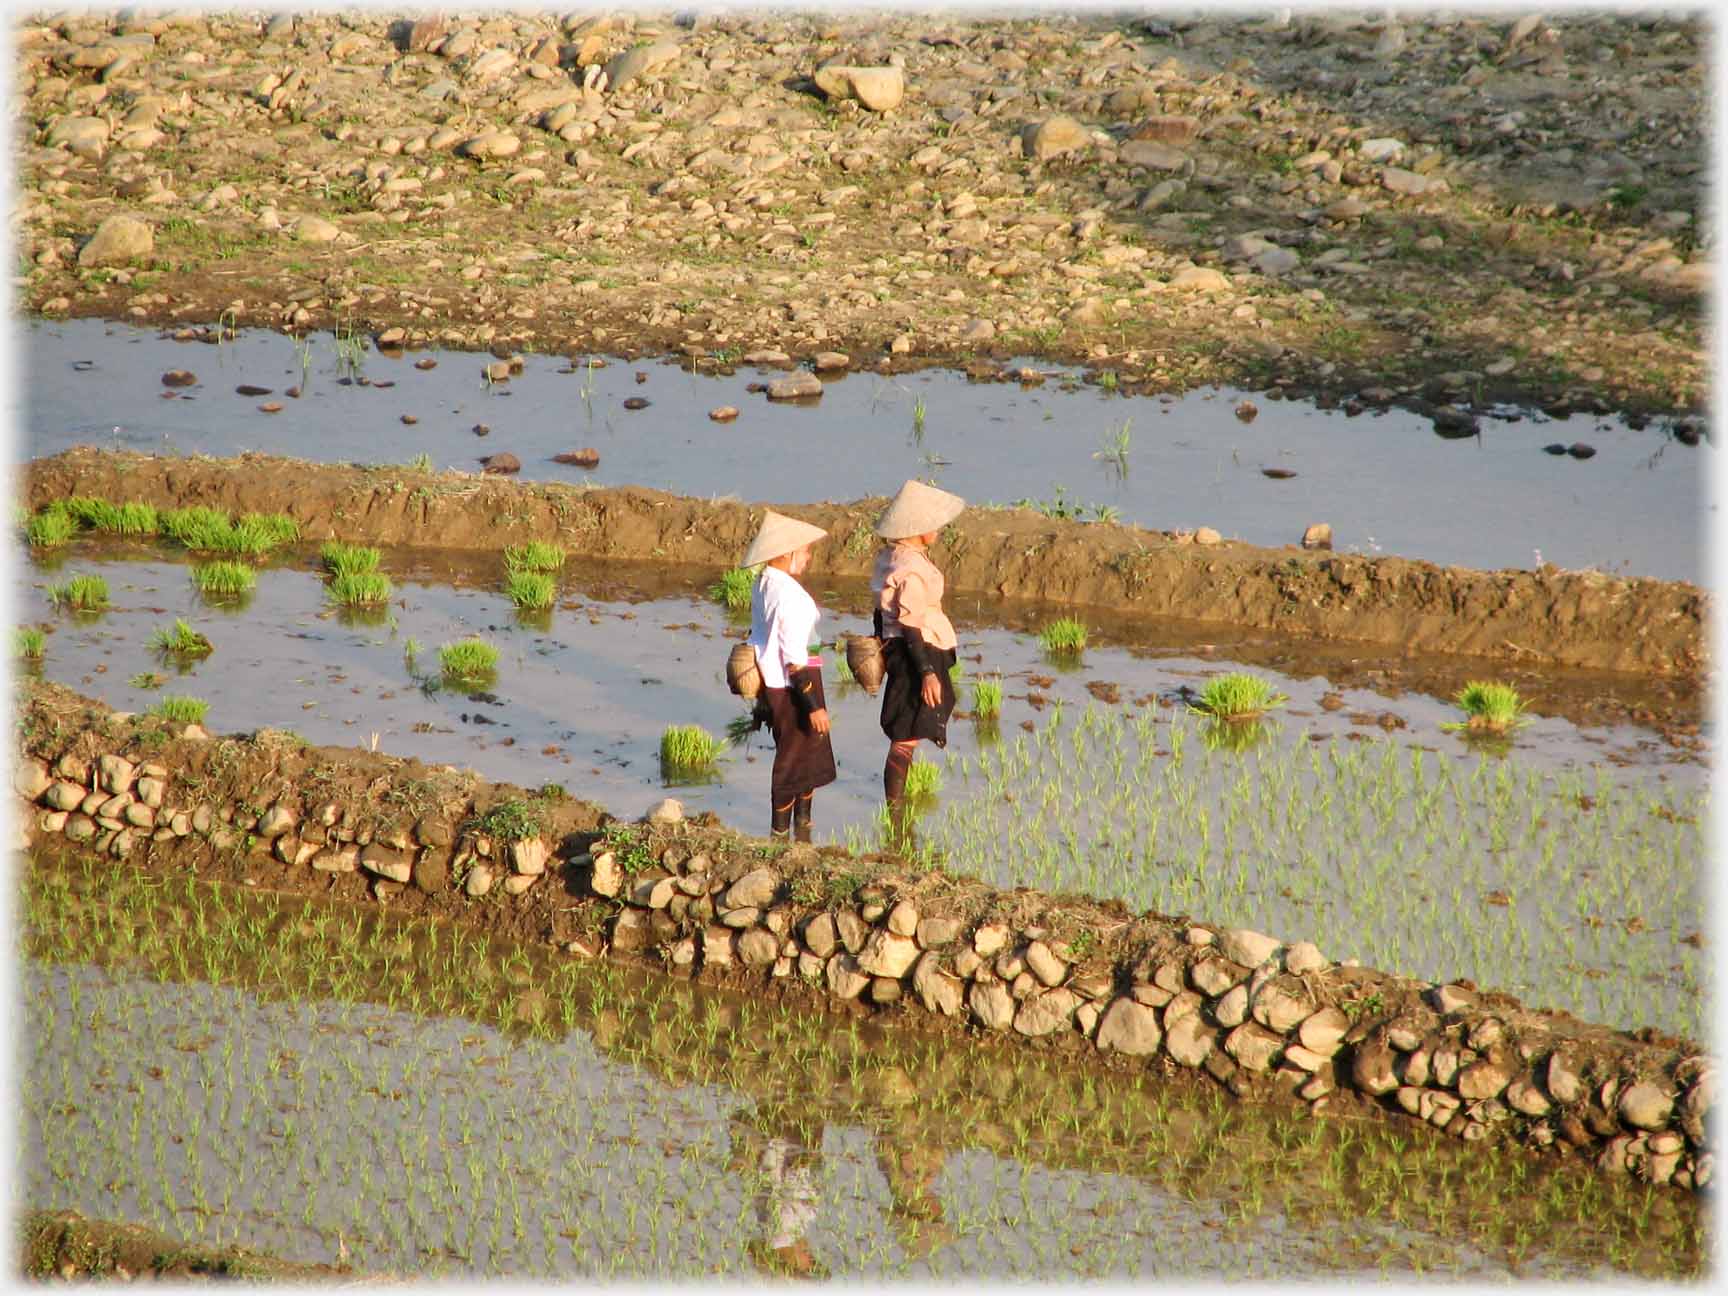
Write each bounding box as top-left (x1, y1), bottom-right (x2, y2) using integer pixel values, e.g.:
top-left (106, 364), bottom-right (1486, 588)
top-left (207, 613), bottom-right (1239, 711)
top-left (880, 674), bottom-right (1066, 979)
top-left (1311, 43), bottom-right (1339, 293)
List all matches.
top-left (911, 394), bottom-right (927, 440)
top-left (48, 573), bottom-right (109, 611)
top-left (150, 695), bottom-right (209, 725)
top-left (63, 497), bottom-right (160, 536)
top-left (1443, 681), bottom-right (1529, 734)
top-left (320, 540), bottom-right (381, 577)
top-left (14, 626), bottom-right (45, 659)
top-left (24, 506), bottom-right (75, 548)
top-left (723, 712), bottom-right (759, 747)
top-left (160, 505), bottom-right (233, 549)
top-left (193, 561), bottom-right (256, 600)
top-left (505, 568), bottom-right (556, 610)
top-left (1188, 673), bottom-right (1288, 721)
top-left (1038, 616), bottom-right (1088, 656)
top-left (660, 724), bottom-right (724, 777)
top-left (503, 541), bottom-right (566, 572)
top-left (904, 758), bottom-right (941, 800)
top-left (1094, 419), bottom-right (1131, 475)
top-left (439, 637), bottom-right (500, 686)
top-left (971, 675), bottom-right (1003, 718)
top-left (150, 618), bottom-right (213, 659)
top-left (708, 566), bottom-right (756, 611)
top-left (948, 659), bottom-right (965, 686)
top-left (403, 637), bottom-right (422, 667)
top-left (327, 570), bottom-right (393, 606)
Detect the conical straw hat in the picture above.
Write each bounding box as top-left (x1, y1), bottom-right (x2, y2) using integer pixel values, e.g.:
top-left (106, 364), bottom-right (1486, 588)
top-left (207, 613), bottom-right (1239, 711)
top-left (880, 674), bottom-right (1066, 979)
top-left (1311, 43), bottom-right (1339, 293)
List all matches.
top-left (742, 509), bottom-right (828, 567)
top-left (874, 479), bottom-right (965, 539)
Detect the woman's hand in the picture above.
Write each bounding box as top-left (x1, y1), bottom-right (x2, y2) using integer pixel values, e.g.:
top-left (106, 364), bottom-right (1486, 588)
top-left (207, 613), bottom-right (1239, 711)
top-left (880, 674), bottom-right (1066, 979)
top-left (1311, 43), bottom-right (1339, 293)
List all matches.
top-left (920, 672), bottom-right (943, 708)
top-left (807, 707), bottom-right (830, 736)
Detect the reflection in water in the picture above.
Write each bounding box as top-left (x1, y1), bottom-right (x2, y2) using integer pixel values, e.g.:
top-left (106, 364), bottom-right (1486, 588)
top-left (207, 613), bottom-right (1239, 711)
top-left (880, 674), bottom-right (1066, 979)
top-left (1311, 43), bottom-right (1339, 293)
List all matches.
top-left (17, 852), bottom-right (1707, 1282)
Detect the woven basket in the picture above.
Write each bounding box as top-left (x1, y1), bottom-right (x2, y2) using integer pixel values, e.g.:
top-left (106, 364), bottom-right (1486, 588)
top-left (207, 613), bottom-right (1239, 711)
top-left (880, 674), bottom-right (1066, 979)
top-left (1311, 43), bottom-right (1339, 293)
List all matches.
top-left (725, 642), bottom-right (761, 698)
top-left (844, 633), bottom-right (885, 695)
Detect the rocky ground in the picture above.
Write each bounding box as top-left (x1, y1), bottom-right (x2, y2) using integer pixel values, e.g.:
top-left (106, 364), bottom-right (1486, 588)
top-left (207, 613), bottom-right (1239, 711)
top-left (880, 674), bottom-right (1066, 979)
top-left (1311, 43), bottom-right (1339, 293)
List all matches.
top-left (15, 8), bottom-right (1709, 416)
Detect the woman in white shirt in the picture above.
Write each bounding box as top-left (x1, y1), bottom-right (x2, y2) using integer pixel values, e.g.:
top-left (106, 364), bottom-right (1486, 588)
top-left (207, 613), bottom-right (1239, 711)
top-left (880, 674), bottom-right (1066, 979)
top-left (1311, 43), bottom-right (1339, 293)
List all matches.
top-left (743, 510), bottom-right (836, 840)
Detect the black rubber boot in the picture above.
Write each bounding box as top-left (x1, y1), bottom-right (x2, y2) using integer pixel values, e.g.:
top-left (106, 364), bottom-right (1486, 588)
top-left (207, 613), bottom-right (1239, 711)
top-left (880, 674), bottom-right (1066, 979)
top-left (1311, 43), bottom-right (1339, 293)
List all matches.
top-left (793, 792), bottom-right (814, 843)
top-left (770, 799), bottom-right (793, 838)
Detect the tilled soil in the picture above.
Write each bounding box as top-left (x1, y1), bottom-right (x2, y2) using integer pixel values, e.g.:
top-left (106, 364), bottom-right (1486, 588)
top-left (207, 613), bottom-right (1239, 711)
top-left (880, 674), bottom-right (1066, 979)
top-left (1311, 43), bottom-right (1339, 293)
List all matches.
top-left (16, 9), bottom-right (1707, 417)
top-left (18, 1208), bottom-right (351, 1281)
top-left (23, 447), bottom-right (1708, 681)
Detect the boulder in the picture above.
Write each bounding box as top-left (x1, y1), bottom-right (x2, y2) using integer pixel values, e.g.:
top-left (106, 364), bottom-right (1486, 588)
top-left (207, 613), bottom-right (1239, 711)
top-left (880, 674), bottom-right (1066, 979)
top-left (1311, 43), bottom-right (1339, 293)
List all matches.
top-left (1456, 1059), bottom-right (1515, 1102)
top-left (1024, 939), bottom-right (1067, 987)
top-left (1619, 1082), bottom-right (1674, 1131)
top-left (916, 916), bottom-right (960, 948)
top-left (604, 40), bottom-right (680, 93)
top-left (295, 215), bottom-right (342, 243)
top-left (1022, 115), bottom-right (1090, 161)
top-left (912, 952), bottom-right (963, 1016)
top-left (1165, 1014), bottom-right (1217, 1068)
top-left (1352, 1038), bottom-right (1400, 1095)
top-left (766, 371), bottom-right (822, 400)
top-left (801, 912), bottom-right (838, 958)
top-left (1095, 997), bottom-right (1162, 1056)
top-left (738, 927), bottom-right (779, 968)
top-left (813, 64), bottom-right (904, 112)
top-left (14, 758), bottom-right (51, 800)
top-left (886, 899), bottom-right (918, 937)
top-left (1224, 1023), bottom-right (1285, 1072)
top-left (724, 867), bottom-right (780, 909)
top-left (1014, 988), bottom-right (1080, 1037)
top-left (969, 980), bottom-right (1015, 1031)
top-left (857, 929), bottom-right (920, 980)
top-left (826, 952), bottom-right (869, 999)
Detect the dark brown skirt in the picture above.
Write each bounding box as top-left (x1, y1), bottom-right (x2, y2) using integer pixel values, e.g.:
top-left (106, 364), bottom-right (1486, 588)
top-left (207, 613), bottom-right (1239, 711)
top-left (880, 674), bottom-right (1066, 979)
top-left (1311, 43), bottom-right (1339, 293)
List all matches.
top-left (763, 665), bottom-right (837, 804)
top-left (877, 638), bottom-right (958, 747)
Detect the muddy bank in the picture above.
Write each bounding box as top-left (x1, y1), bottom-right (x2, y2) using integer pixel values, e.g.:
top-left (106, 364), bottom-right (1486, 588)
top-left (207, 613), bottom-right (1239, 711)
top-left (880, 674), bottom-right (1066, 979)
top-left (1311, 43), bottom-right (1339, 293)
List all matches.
top-left (22, 447), bottom-right (1707, 678)
top-left (19, 1209), bottom-right (351, 1281)
top-left (13, 678), bottom-right (1715, 1194)
top-left (16, 10), bottom-right (1707, 417)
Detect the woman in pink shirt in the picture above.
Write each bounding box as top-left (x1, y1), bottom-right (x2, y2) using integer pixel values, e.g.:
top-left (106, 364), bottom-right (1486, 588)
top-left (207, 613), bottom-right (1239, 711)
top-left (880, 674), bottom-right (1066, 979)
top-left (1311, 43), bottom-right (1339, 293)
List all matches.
top-left (743, 509), bottom-right (836, 840)
top-left (870, 480), bottom-right (965, 819)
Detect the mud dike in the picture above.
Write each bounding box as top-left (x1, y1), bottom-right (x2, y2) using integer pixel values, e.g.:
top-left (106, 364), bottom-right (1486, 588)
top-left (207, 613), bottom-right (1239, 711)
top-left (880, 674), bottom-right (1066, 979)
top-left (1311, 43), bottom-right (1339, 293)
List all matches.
top-left (13, 678), bottom-right (1714, 1196)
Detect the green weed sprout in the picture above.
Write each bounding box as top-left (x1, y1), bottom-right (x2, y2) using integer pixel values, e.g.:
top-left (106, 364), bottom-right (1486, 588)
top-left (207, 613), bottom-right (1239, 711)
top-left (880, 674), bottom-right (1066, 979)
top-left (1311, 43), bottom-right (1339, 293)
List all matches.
top-left (1039, 617), bottom-right (1088, 656)
top-left (25, 507), bottom-right (75, 548)
top-left (505, 569), bottom-right (556, 610)
top-left (660, 724), bottom-right (724, 776)
top-left (503, 541), bottom-right (566, 572)
top-left (150, 618), bottom-right (213, 659)
top-left (193, 561), bottom-right (256, 600)
top-left (904, 758), bottom-right (942, 800)
top-left (327, 570), bottom-right (393, 606)
top-left (708, 566), bottom-right (756, 611)
top-left (151, 695), bottom-right (209, 725)
top-left (320, 541), bottom-right (381, 577)
top-left (1443, 681), bottom-right (1529, 735)
top-left (14, 626), bottom-right (45, 659)
top-left (48, 574), bottom-right (109, 611)
top-left (1188, 673), bottom-right (1288, 721)
top-left (439, 637), bottom-right (500, 687)
top-left (971, 676), bottom-right (1003, 718)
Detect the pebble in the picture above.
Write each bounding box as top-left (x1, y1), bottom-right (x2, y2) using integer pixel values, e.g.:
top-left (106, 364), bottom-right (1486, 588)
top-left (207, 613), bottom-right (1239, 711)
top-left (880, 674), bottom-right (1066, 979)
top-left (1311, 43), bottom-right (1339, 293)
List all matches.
top-left (708, 406), bottom-right (739, 422)
top-left (480, 452), bottom-right (521, 474)
top-left (766, 371), bottom-right (822, 400)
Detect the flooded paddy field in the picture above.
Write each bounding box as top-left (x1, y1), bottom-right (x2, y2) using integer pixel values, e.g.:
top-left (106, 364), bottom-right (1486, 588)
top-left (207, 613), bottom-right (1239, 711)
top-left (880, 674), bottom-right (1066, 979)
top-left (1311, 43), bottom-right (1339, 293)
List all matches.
top-left (15, 535), bottom-right (1707, 1041)
top-left (25, 319), bottom-right (1710, 583)
top-left (20, 851), bottom-right (1707, 1282)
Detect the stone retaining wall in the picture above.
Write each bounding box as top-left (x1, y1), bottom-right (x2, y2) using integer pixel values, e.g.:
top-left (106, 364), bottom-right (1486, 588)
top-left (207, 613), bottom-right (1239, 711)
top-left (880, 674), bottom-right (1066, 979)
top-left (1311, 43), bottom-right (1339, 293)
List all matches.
top-left (11, 680), bottom-right (1714, 1194)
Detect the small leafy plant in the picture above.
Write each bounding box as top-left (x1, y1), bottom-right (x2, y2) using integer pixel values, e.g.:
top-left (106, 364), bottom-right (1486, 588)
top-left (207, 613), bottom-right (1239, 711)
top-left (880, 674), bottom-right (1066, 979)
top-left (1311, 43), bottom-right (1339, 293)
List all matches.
top-left (660, 725), bottom-right (724, 777)
top-left (1188, 673), bottom-right (1288, 721)
top-left (150, 618), bottom-right (213, 659)
top-left (1039, 617), bottom-right (1088, 656)
top-left (327, 570), bottom-right (393, 606)
top-left (505, 569), bottom-right (556, 610)
top-left (469, 797), bottom-right (544, 844)
top-left (14, 626), bottom-right (45, 659)
top-left (48, 574), bottom-right (109, 611)
top-left (503, 541), bottom-right (566, 572)
top-left (439, 637), bottom-right (500, 687)
top-left (320, 541), bottom-right (381, 578)
top-left (1442, 681), bottom-right (1529, 735)
top-left (151, 695), bottom-right (209, 725)
top-left (193, 561), bottom-right (257, 600)
top-left (971, 676), bottom-right (1003, 718)
top-left (904, 758), bottom-right (942, 800)
top-left (25, 507), bottom-right (76, 548)
top-left (708, 566), bottom-right (756, 611)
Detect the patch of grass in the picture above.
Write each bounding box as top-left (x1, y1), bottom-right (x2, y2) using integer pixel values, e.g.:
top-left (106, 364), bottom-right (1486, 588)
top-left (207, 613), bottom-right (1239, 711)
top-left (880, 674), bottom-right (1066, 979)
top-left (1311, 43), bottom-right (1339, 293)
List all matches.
top-left (971, 676), bottom-right (1003, 718)
top-left (14, 626), bottom-right (45, 659)
top-left (469, 797), bottom-right (544, 844)
top-left (1442, 681), bottom-right (1529, 735)
top-left (47, 574), bottom-right (109, 611)
top-left (320, 541), bottom-right (380, 577)
top-left (1188, 673), bottom-right (1288, 721)
top-left (149, 618), bottom-right (213, 658)
top-left (904, 758), bottom-right (941, 800)
top-left (25, 507), bottom-right (75, 548)
top-left (503, 541), bottom-right (566, 572)
top-left (1038, 617), bottom-right (1088, 656)
top-left (708, 566), bottom-right (757, 611)
top-left (129, 671), bottom-right (166, 689)
top-left (327, 570), bottom-right (393, 606)
top-left (660, 724), bottom-right (723, 775)
top-left (505, 569), bottom-right (556, 610)
top-left (439, 636), bottom-right (500, 686)
top-left (150, 695), bottom-right (209, 725)
top-left (192, 561), bottom-right (257, 600)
